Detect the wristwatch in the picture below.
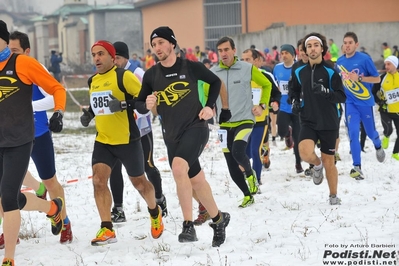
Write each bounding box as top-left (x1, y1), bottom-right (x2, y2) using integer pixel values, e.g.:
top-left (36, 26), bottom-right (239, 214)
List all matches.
top-left (259, 104), bottom-right (266, 110)
top-left (121, 101), bottom-right (127, 110)
top-left (358, 76), bottom-right (363, 82)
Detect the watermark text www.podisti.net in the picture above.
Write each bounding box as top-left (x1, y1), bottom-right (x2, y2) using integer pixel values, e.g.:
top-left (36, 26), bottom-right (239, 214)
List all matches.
top-left (322, 243), bottom-right (397, 265)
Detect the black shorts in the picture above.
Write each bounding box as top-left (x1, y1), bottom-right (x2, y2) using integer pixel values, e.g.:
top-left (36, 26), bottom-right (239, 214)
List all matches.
top-left (92, 139), bottom-right (144, 177)
top-left (299, 125), bottom-right (337, 155)
top-left (165, 126), bottom-right (209, 178)
top-left (0, 141), bottom-right (33, 211)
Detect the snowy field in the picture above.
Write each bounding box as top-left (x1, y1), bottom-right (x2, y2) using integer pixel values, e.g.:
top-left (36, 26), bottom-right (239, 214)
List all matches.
top-left (7, 108), bottom-right (399, 266)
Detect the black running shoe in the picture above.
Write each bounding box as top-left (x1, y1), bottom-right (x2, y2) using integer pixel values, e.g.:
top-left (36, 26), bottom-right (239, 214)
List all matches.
top-left (304, 164), bottom-right (314, 177)
top-left (156, 195), bottom-right (168, 217)
top-left (111, 207), bottom-right (126, 223)
top-left (178, 221), bottom-right (198, 243)
top-left (209, 212), bottom-right (230, 247)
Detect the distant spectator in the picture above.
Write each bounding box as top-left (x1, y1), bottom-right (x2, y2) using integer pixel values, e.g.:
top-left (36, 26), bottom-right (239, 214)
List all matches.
top-left (323, 50), bottom-right (332, 61)
top-left (202, 58), bottom-right (211, 69)
top-left (271, 45), bottom-right (280, 64)
top-left (392, 45), bottom-right (399, 60)
top-left (141, 49), bottom-right (155, 70)
top-left (177, 44), bottom-right (186, 59)
top-left (328, 38), bottom-right (339, 62)
top-left (194, 46), bottom-right (206, 62)
top-left (360, 46), bottom-right (370, 56)
top-left (260, 48), bottom-right (274, 73)
top-left (50, 50), bottom-right (62, 82)
top-left (205, 47), bottom-right (218, 64)
top-left (152, 53), bottom-right (158, 64)
top-left (382, 42), bottom-right (392, 59)
top-left (185, 48), bottom-right (198, 61)
top-left (129, 53), bottom-right (141, 69)
top-left (263, 48), bottom-right (273, 69)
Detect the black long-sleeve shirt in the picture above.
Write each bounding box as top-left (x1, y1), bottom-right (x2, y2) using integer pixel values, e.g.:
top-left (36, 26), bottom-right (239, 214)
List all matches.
top-left (136, 57), bottom-right (221, 142)
top-left (289, 60), bottom-right (346, 130)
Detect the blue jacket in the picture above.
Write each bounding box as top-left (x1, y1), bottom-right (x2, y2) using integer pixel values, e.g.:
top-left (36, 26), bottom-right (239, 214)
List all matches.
top-left (50, 54), bottom-right (62, 73)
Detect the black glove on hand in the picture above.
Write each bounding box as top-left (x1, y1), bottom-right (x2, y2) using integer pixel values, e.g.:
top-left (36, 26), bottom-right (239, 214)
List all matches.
top-left (219, 109), bottom-right (232, 123)
top-left (313, 83), bottom-right (331, 98)
top-left (377, 99), bottom-right (387, 107)
top-left (108, 94), bottom-right (126, 112)
top-left (291, 100), bottom-right (302, 115)
top-left (80, 108), bottom-right (94, 127)
top-left (49, 110), bottom-right (63, 132)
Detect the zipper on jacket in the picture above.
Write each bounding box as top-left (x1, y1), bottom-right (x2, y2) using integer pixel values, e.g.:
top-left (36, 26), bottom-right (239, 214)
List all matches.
top-left (311, 63), bottom-right (316, 87)
top-left (226, 69), bottom-right (229, 107)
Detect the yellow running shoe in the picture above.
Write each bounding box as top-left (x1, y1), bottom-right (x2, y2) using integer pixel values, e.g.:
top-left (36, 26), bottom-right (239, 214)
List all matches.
top-left (392, 153), bottom-right (399, 161)
top-left (246, 171), bottom-right (259, 195)
top-left (238, 195), bottom-right (255, 208)
top-left (150, 206), bottom-right (164, 239)
top-left (91, 227), bottom-right (117, 246)
top-left (382, 136), bottom-right (389, 149)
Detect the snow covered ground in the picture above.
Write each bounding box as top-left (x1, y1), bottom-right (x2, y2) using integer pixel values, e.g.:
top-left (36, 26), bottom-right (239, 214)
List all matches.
top-left (7, 109), bottom-right (399, 266)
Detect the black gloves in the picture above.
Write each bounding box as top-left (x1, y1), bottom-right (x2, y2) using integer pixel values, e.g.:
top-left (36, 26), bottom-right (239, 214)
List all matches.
top-left (219, 109), bottom-right (232, 123)
top-left (80, 108), bottom-right (94, 127)
top-left (108, 94), bottom-right (127, 112)
top-left (291, 100), bottom-right (302, 115)
top-left (313, 83), bottom-right (331, 98)
top-left (49, 110), bottom-right (63, 132)
top-left (377, 99), bottom-right (387, 107)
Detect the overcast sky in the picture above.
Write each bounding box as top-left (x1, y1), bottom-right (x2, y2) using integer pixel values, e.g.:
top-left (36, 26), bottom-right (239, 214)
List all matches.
top-left (32, 0), bottom-right (118, 15)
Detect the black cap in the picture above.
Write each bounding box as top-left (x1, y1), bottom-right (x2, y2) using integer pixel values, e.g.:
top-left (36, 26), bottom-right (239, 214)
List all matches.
top-left (0, 20), bottom-right (10, 44)
top-left (113, 41), bottom-right (129, 59)
top-left (150, 26), bottom-right (177, 47)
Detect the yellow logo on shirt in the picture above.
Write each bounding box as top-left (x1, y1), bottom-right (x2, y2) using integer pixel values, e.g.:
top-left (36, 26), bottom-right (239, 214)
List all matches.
top-left (0, 77), bottom-right (19, 102)
top-left (337, 65), bottom-right (371, 100)
top-left (157, 81), bottom-right (191, 106)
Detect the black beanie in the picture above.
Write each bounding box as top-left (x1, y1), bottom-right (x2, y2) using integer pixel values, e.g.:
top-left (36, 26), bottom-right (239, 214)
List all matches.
top-left (150, 26), bottom-right (177, 47)
top-left (113, 41), bottom-right (129, 59)
top-left (280, 44), bottom-right (296, 57)
top-left (0, 20), bottom-right (9, 44)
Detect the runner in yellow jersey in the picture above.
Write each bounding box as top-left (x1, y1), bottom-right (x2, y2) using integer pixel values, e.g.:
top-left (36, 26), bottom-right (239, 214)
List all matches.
top-left (372, 55), bottom-right (399, 160)
top-left (80, 40), bottom-right (163, 246)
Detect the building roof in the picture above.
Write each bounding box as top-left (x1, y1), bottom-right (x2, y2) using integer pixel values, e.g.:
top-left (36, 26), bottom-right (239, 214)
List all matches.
top-left (133, 0), bottom-right (170, 8)
top-left (31, 15), bottom-right (46, 22)
top-left (45, 3), bottom-right (93, 18)
top-left (92, 4), bottom-right (136, 12)
top-left (45, 3), bottom-right (136, 18)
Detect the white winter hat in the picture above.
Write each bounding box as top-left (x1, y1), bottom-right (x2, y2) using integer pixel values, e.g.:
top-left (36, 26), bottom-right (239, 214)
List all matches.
top-left (384, 55), bottom-right (398, 68)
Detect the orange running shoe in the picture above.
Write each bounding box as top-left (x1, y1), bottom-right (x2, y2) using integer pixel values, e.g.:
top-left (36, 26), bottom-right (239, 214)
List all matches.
top-left (150, 206), bottom-right (164, 239)
top-left (2, 258), bottom-right (14, 266)
top-left (91, 227), bottom-right (117, 246)
top-left (47, 197), bottom-right (64, 235)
